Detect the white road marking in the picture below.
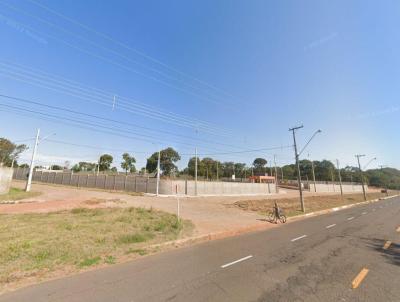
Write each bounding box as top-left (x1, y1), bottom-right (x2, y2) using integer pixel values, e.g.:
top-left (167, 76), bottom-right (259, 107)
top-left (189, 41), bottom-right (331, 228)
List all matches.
top-left (291, 235), bottom-right (307, 242)
top-left (362, 212), bottom-right (367, 215)
top-left (347, 217), bottom-right (355, 221)
top-left (326, 224), bottom-right (336, 229)
top-left (221, 255), bottom-right (253, 268)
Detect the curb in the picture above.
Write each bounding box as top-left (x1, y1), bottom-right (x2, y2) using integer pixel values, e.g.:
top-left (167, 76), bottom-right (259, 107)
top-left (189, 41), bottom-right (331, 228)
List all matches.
top-left (149, 194), bottom-right (400, 251)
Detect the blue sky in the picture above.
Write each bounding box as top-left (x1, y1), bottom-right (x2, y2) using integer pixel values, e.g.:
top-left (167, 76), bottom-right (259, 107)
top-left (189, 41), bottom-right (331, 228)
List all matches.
top-left (0, 0), bottom-right (399, 170)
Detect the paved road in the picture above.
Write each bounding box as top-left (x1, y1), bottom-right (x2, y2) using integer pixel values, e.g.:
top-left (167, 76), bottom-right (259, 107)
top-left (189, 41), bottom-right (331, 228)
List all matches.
top-left (1, 197), bottom-right (400, 302)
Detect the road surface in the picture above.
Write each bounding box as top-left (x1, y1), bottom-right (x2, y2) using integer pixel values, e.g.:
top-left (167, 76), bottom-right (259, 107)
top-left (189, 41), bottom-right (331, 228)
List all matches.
top-left (1, 197), bottom-right (399, 302)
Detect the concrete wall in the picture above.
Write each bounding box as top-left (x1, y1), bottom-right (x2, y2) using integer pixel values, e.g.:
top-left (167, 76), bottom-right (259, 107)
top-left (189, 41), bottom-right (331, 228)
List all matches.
top-left (0, 167), bottom-right (13, 194)
top-left (13, 168), bottom-right (277, 196)
top-left (159, 179), bottom-right (276, 196)
top-left (308, 183), bottom-right (367, 193)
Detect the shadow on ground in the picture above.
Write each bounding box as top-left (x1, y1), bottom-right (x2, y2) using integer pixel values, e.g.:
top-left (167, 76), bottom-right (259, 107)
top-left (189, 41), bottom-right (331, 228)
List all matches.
top-left (362, 237), bottom-right (400, 267)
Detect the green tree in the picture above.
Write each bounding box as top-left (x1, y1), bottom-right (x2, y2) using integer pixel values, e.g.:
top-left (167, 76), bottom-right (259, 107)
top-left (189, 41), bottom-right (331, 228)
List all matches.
top-left (0, 138), bottom-right (28, 167)
top-left (98, 154), bottom-right (113, 171)
top-left (121, 153), bottom-right (136, 174)
top-left (51, 165), bottom-right (63, 170)
top-left (253, 158), bottom-right (267, 174)
top-left (146, 147), bottom-right (181, 176)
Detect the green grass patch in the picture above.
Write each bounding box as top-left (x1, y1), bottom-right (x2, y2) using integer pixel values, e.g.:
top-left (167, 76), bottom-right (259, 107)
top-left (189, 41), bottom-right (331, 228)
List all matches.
top-left (0, 207), bottom-right (193, 290)
top-left (0, 187), bottom-right (41, 203)
top-left (126, 248), bottom-right (147, 256)
top-left (79, 256), bottom-right (101, 268)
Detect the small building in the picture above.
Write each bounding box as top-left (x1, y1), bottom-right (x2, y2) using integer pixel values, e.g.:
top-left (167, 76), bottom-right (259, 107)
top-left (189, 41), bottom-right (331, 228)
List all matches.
top-left (248, 175), bottom-right (275, 183)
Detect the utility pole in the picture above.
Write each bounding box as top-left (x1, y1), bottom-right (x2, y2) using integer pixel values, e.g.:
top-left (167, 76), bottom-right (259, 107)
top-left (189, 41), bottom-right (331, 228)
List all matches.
top-left (156, 150), bottom-right (161, 196)
top-left (336, 159), bottom-right (343, 197)
top-left (195, 148), bottom-right (198, 196)
top-left (289, 125), bottom-right (305, 212)
top-left (25, 128), bottom-right (40, 192)
top-left (379, 165), bottom-right (388, 196)
top-left (274, 154), bottom-right (278, 193)
top-left (355, 154), bottom-right (367, 201)
top-left (311, 160), bottom-right (316, 192)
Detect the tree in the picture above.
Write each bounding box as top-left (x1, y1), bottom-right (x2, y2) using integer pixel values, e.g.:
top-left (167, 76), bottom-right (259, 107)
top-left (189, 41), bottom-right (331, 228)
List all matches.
top-left (0, 138), bottom-right (28, 167)
top-left (19, 163), bottom-right (29, 169)
top-left (121, 153), bottom-right (136, 174)
top-left (98, 154), bottom-right (113, 171)
top-left (146, 147), bottom-right (181, 176)
top-left (51, 165), bottom-right (63, 170)
top-left (253, 158), bottom-right (267, 174)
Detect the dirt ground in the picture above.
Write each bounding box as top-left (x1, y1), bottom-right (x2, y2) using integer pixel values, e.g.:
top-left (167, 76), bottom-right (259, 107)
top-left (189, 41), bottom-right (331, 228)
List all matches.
top-left (1, 180), bottom-right (383, 237)
top-left (234, 191), bottom-right (395, 217)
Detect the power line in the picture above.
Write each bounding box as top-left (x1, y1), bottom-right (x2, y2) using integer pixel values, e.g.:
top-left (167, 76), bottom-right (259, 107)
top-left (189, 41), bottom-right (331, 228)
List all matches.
top-left (0, 93), bottom-right (244, 149)
top-left (0, 61), bottom-right (234, 136)
top-left (0, 10), bottom-right (234, 108)
top-left (0, 0), bottom-right (237, 106)
top-left (0, 102), bottom-right (229, 151)
top-left (26, 0), bottom-right (241, 103)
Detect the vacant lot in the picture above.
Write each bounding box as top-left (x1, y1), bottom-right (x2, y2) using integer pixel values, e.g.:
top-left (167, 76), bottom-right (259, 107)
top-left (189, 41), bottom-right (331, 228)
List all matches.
top-left (0, 188), bottom-right (41, 203)
top-left (234, 192), bottom-right (396, 217)
top-left (0, 207), bottom-right (193, 292)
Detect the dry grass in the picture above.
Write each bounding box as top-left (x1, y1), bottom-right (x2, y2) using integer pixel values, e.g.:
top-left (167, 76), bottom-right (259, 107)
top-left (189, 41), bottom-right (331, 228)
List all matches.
top-left (0, 207), bottom-right (193, 291)
top-left (0, 188), bottom-right (41, 203)
top-left (234, 192), bottom-right (396, 217)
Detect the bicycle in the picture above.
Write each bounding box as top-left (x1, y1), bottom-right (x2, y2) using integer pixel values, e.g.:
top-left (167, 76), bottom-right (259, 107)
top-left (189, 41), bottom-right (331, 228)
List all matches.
top-left (267, 204), bottom-right (287, 224)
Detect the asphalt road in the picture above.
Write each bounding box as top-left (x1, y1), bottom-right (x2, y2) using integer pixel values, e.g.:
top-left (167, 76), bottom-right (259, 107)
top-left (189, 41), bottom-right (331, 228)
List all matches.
top-left (1, 197), bottom-right (400, 302)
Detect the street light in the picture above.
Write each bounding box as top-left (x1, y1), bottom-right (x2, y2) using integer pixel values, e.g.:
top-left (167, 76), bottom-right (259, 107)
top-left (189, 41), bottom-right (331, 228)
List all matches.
top-left (363, 157), bottom-right (377, 170)
top-left (355, 155), bottom-right (375, 201)
top-left (289, 126), bottom-right (322, 213)
top-left (25, 130), bottom-right (56, 192)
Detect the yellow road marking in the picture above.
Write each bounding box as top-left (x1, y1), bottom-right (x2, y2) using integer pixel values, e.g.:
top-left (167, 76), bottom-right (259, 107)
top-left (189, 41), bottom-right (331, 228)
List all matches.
top-left (352, 268), bottom-right (369, 289)
top-left (383, 241), bottom-right (392, 250)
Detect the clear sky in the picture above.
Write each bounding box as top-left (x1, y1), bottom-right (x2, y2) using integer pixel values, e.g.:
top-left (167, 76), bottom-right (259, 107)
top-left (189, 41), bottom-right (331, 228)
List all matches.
top-left (0, 0), bottom-right (399, 170)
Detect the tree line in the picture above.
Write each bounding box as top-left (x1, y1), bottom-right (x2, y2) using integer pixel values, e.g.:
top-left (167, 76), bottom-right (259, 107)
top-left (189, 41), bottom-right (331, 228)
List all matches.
top-left (1, 137), bottom-right (400, 189)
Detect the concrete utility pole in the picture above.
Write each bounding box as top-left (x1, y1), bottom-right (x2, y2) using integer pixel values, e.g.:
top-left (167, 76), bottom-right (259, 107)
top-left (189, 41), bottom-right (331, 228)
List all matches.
top-left (355, 154), bottom-right (367, 201)
top-left (289, 125), bottom-right (305, 212)
top-left (311, 160), bottom-right (316, 192)
top-left (195, 148), bottom-right (198, 196)
top-left (156, 150), bottom-right (161, 196)
top-left (379, 165), bottom-right (388, 196)
top-left (25, 128), bottom-right (40, 192)
top-left (274, 155), bottom-right (278, 193)
top-left (336, 159), bottom-right (343, 197)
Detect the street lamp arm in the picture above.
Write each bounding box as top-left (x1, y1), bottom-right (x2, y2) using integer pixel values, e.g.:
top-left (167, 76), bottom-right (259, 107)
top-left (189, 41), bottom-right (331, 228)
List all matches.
top-left (363, 157), bottom-right (377, 170)
top-left (298, 130), bottom-right (322, 157)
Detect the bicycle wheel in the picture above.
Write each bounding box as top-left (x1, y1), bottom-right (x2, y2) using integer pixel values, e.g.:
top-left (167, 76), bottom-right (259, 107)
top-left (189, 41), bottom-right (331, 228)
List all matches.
top-left (279, 215), bottom-right (287, 223)
top-left (267, 211), bottom-right (275, 222)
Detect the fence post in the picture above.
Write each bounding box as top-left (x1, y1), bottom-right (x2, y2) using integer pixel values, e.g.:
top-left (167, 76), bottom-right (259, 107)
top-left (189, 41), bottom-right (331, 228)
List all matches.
top-left (185, 179), bottom-right (188, 195)
top-left (94, 174), bottom-right (98, 188)
top-left (134, 177), bottom-right (137, 192)
top-left (113, 175), bottom-right (116, 191)
top-left (146, 176), bottom-right (149, 193)
top-left (61, 173), bottom-right (64, 185)
top-left (104, 175), bottom-right (107, 189)
top-left (69, 173), bottom-right (73, 185)
top-left (40, 171), bottom-right (43, 182)
top-left (124, 175), bottom-right (127, 191)
top-left (77, 175), bottom-right (80, 188)
top-left (86, 174), bottom-right (89, 187)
